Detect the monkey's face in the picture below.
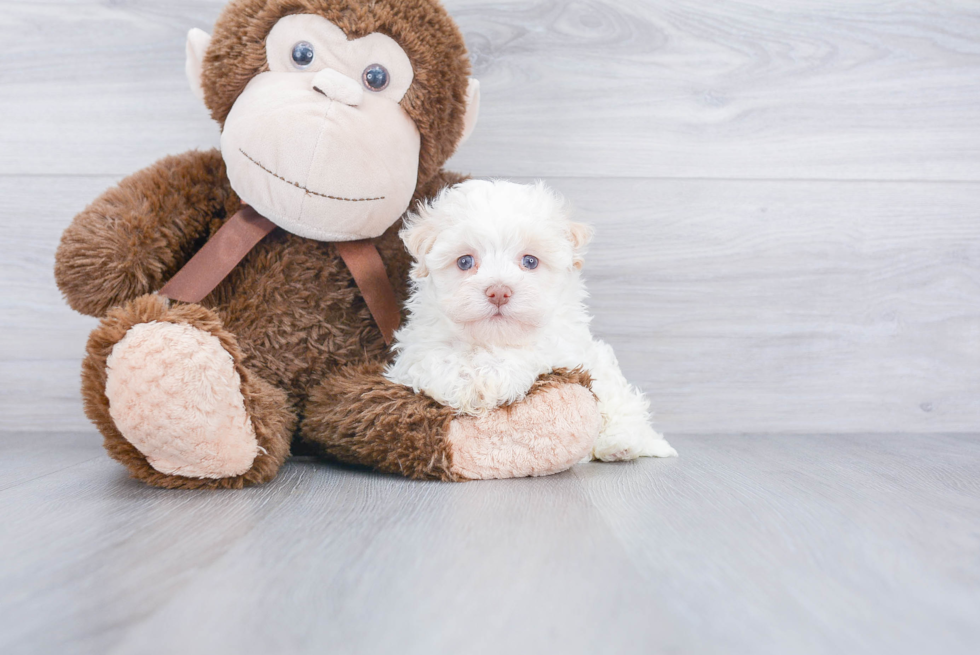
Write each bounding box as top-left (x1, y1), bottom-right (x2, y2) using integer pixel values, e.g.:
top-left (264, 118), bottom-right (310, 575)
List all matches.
top-left (187, 3), bottom-right (480, 242)
top-left (189, 7), bottom-right (480, 242)
top-left (218, 15), bottom-right (420, 241)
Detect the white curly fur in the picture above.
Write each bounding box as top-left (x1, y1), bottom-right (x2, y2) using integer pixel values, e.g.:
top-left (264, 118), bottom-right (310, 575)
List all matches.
top-left (384, 179), bottom-right (676, 462)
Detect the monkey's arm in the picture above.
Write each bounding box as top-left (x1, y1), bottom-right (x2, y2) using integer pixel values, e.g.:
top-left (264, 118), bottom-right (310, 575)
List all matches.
top-left (55, 149), bottom-right (239, 317)
top-left (302, 364), bottom-right (600, 481)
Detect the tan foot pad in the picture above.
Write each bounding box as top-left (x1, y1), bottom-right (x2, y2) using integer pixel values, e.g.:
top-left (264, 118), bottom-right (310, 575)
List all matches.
top-left (105, 321), bottom-right (258, 479)
top-left (447, 383), bottom-right (600, 480)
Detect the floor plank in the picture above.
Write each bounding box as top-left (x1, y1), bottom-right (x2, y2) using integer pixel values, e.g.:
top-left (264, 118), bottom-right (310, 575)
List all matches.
top-left (6, 175), bottom-right (978, 434)
top-left (0, 431), bottom-right (102, 493)
top-left (1, 1), bottom-right (978, 179)
top-left (560, 177), bottom-right (980, 435)
top-left (574, 433), bottom-right (980, 654)
top-left (1, 433), bottom-right (977, 655)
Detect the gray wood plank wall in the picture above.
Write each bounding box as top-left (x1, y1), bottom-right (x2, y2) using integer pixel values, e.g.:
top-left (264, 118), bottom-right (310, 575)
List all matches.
top-left (1, 0), bottom-right (978, 435)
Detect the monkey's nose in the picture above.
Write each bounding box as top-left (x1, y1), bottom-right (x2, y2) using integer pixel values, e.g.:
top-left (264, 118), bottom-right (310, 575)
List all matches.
top-left (312, 69), bottom-right (364, 107)
top-left (485, 285), bottom-right (513, 307)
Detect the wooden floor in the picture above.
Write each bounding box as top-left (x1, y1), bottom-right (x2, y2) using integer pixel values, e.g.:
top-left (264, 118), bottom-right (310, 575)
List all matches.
top-left (2, 1), bottom-right (980, 653)
top-left (1, 432), bottom-right (978, 654)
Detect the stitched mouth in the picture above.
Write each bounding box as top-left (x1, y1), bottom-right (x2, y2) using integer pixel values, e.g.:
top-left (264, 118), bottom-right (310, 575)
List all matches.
top-left (239, 149), bottom-right (385, 203)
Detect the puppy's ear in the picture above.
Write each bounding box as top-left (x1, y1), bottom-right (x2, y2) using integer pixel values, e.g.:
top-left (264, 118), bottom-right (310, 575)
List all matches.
top-left (567, 222), bottom-right (594, 270)
top-left (401, 217), bottom-right (438, 278)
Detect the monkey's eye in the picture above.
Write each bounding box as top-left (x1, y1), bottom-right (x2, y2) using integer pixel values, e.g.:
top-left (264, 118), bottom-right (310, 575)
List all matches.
top-left (291, 42), bottom-right (315, 69)
top-left (457, 255), bottom-right (475, 271)
top-left (362, 64), bottom-right (390, 91)
top-left (522, 255), bottom-right (539, 270)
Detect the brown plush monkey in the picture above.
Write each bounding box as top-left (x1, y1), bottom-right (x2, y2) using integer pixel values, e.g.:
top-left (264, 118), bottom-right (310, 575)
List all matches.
top-left (54, 0), bottom-right (600, 489)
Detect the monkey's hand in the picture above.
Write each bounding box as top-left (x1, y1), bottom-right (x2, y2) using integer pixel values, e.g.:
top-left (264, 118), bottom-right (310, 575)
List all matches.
top-left (55, 149), bottom-right (240, 317)
top-left (302, 364), bottom-right (599, 481)
top-left (446, 368), bottom-right (600, 479)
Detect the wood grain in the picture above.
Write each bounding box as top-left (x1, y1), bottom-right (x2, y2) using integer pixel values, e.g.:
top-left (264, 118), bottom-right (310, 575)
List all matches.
top-left (2, 3), bottom-right (979, 654)
top-left (572, 433), bottom-right (980, 655)
top-left (553, 177), bottom-right (980, 435)
top-left (451, 0), bottom-right (980, 180)
top-left (1, 1), bottom-right (979, 179)
top-left (0, 432), bottom-right (977, 654)
top-left (5, 175), bottom-right (977, 434)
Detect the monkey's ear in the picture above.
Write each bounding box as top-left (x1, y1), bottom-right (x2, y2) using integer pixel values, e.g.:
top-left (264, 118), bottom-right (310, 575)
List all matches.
top-left (457, 78), bottom-right (481, 147)
top-left (185, 28), bottom-right (212, 104)
top-left (568, 222), bottom-right (594, 270)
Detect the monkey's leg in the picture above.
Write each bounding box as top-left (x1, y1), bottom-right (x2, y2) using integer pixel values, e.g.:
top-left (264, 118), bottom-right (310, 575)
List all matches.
top-left (300, 364), bottom-right (600, 481)
top-left (82, 294), bottom-right (295, 489)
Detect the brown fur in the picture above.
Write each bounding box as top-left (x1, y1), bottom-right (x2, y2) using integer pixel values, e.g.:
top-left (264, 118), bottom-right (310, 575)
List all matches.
top-left (55, 0), bottom-right (594, 488)
top-left (55, 149), bottom-right (240, 318)
top-left (301, 361), bottom-right (459, 480)
top-left (61, 149), bottom-right (469, 487)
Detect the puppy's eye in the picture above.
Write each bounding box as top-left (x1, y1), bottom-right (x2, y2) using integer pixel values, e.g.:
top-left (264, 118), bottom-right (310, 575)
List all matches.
top-left (521, 255), bottom-right (539, 270)
top-left (362, 64), bottom-right (390, 91)
top-left (457, 255), bottom-right (475, 271)
top-left (292, 42), bottom-right (315, 69)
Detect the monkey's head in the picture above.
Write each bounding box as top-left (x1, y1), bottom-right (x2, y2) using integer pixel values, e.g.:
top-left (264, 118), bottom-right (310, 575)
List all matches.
top-left (186, 0), bottom-right (480, 241)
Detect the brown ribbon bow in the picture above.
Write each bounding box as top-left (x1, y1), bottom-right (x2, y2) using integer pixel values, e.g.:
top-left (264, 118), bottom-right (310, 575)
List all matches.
top-left (159, 205), bottom-right (401, 345)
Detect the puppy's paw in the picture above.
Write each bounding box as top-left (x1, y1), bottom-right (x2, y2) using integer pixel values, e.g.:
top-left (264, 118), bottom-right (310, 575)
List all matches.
top-left (452, 381), bottom-right (497, 416)
top-left (593, 423), bottom-right (677, 462)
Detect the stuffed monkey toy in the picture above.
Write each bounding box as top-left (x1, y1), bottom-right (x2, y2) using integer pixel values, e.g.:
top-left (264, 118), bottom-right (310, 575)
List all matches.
top-left (54, 0), bottom-right (600, 489)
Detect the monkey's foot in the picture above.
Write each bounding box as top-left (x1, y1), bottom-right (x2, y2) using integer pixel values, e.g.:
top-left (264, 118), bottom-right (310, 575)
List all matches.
top-left (447, 369), bottom-right (601, 480)
top-left (105, 321), bottom-right (259, 479)
top-left (83, 295), bottom-right (294, 489)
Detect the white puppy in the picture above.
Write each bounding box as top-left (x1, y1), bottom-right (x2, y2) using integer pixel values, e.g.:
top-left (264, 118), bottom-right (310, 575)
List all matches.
top-left (385, 179), bottom-right (677, 461)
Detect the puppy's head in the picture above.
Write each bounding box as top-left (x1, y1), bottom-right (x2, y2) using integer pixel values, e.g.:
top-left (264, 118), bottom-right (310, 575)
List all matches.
top-left (401, 179), bottom-right (592, 345)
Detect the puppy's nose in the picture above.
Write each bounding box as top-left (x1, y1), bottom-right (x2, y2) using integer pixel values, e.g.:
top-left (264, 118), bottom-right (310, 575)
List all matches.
top-left (312, 68), bottom-right (363, 106)
top-left (485, 285), bottom-right (512, 307)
